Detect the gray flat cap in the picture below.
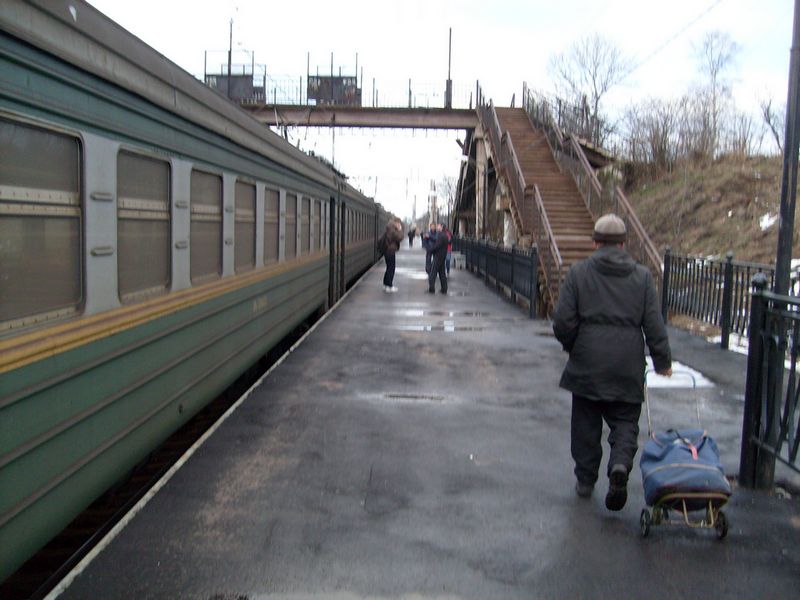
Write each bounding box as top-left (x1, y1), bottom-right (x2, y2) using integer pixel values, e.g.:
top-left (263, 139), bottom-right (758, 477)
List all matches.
top-left (593, 214), bottom-right (627, 243)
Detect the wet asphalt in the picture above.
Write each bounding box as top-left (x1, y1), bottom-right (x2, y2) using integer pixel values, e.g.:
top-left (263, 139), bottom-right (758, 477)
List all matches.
top-left (60, 244), bottom-right (799, 600)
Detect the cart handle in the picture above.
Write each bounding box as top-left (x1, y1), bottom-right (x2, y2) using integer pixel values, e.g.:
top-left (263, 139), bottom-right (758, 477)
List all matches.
top-left (644, 369), bottom-right (701, 437)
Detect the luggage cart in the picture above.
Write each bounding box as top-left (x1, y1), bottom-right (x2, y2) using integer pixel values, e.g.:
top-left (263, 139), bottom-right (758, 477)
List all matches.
top-left (639, 371), bottom-right (731, 539)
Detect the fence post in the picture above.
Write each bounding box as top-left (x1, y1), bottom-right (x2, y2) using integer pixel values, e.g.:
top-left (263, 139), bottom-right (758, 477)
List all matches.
top-left (495, 243), bottom-right (501, 292)
top-left (484, 240), bottom-right (489, 286)
top-left (511, 245), bottom-right (517, 304)
top-left (661, 247), bottom-right (672, 324)
top-left (739, 273), bottom-right (769, 488)
top-left (529, 248), bottom-right (537, 319)
top-left (720, 251), bottom-right (734, 350)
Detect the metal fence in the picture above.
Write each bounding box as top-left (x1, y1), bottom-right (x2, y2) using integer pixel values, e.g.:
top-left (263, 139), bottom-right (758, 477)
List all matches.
top-left (740, 275), bottom-right (800, 487)
top-left (662, 250), bottom-right (800, 348)
top-left (238, 76), bottom-right (479, 110)
top-left (453, 237), bottom-right (539, 318)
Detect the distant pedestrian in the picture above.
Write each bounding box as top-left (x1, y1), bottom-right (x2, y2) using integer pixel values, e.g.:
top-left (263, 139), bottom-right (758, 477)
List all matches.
top-left (381, 218), bottom-right (404, 293)
top-left (408, 227), bottom-right (416, 247)
top-left (444, 226), bottom-right (453, 276)
top-left (428, 223), bottom-right (448, 294)
top-left (553, 214), bottom-right (672, 511)
top-left (422, 222), bottom-right (436, 274)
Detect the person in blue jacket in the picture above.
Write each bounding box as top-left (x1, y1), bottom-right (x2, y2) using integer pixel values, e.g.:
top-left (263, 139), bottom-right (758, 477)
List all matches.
top-left (421, 222), bottom-right (437, 274)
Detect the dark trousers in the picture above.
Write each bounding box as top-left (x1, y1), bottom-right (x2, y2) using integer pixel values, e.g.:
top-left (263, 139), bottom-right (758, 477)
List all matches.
top-left (571, 394), bottom-right (641, 484)
top-left (383, 252), bottom-right (396, 286)
top-left (425, 251), bottom-right (432, 274)
top-left (428, 254), bottom-right (447, 292)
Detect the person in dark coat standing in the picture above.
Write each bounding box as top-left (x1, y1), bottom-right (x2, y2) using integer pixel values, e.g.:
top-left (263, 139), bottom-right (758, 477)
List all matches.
top-left (428, 223), bottom-right (449, 294)
top-left (382, 218), bottom-right (404, 292)
top-left (553, 214), bottom-right (672, 511)
top-left (422, 222), bottom-right (436, 274)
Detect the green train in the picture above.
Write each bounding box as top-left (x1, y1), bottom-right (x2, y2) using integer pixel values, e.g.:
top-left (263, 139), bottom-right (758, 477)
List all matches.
top-left (0, 0), bottom-right (392, 581)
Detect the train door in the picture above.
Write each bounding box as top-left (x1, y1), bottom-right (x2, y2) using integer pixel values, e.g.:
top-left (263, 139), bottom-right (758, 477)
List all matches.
top-left (328, 195), bottom-right (339, 306)
top-left (338, 199), bottom-right (346, 297)
top-left (374, 209), bottom-right (379, 263)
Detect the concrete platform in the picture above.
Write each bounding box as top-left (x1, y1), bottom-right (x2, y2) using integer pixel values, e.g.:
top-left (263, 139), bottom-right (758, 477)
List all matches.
top-left (56, 245), bottom-right (799, 599)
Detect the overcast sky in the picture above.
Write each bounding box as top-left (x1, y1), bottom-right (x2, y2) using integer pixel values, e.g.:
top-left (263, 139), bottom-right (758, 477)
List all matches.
top-left (87, 0), bottom-right (793, 220)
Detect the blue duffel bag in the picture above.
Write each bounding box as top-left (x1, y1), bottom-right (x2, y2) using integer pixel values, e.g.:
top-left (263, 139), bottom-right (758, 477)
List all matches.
top-left (640, 429), bottom-right (732, 508)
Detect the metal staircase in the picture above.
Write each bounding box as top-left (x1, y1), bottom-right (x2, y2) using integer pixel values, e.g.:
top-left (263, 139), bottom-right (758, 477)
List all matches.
top-left (477, 91), bottom-right (662, 312)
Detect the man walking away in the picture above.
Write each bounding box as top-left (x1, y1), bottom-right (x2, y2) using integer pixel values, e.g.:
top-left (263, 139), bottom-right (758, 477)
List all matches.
top-left (553, 214), bottom-right (672, 511)
top-left (428, 223), bottom-right (449, 294)
top-left (382, 218), bottom-right (404, 292)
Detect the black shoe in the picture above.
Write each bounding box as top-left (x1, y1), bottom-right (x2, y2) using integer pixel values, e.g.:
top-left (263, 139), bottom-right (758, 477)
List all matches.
top-left (575, 480), bottom-right (594, 498)
top-left (605, 464), bottom-right (628, 511)
top-left (427, 289), bottom-right (435, 294)
top-left (439, 290), bottom-right (447, 295)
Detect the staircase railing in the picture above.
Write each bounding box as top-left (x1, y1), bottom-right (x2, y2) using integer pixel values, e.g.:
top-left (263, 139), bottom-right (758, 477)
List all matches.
top-left (477, 98), bottom-right (563, 309)
top-left (533, 184), bottom-right (564, 302)
top-left (522, 86), bottom-right (663, 288)
top-left (612, 187), bottom-right (663, 285)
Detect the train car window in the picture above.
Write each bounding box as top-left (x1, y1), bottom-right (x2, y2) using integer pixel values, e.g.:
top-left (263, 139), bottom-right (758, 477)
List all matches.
top-left (0, 119), bottom-right (81, 329)
top-left (234, 181), bottom-right (255, 273)
top-left (285, 193), bottom-right (297, 259)
top-left (117, 151), bottom-right (170, 303)
top-left (190, 170), bottom-right (222, 283)
top-left (264, 187), bottom-right (279, 264)
top-left (314, 199), bottom-right (321, 252)
top-left (301, 196), bottom-right (310, 254)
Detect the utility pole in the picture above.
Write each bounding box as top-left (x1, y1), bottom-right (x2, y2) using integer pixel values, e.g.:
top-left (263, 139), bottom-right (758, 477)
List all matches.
top-left (227, 19), bottom-right (233, 99)
top-left (774, 0), bottom-right (800, 296)
top-left (445, 28), bottom-right (453, 109)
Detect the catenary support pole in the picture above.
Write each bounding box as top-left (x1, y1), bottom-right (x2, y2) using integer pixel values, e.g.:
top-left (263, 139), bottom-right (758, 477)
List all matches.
top-left (774, 0), bottom-right (800, 296)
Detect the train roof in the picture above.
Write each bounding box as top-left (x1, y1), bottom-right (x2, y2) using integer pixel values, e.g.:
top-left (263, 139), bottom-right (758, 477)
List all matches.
top-left (0, 0), bottom-right (368, 199)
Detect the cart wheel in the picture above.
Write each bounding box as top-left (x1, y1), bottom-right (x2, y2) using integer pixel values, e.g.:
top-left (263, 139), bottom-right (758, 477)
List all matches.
top-left (640, 509), bottom-right (652, 537)
top-left (715, 511), bottom-right (728, 540)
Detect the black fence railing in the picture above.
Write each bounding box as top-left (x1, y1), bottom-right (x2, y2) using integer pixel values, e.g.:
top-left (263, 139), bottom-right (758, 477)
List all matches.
top-left (741, 275), bottom-right (800, 487)
top-left (453, 237), bottom-right (539, 318)
top-left (662, 249), bottom-right (800, 349)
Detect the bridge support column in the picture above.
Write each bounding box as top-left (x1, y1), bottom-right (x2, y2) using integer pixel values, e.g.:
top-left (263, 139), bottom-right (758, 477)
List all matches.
top-left (503, 212), bottom-right (516, 247)
top-left (475, 132), bottom-right (487, 238)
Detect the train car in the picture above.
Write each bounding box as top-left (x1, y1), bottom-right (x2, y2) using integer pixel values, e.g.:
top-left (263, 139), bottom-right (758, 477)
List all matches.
top-left (0, 0), bottom-right (390, 581)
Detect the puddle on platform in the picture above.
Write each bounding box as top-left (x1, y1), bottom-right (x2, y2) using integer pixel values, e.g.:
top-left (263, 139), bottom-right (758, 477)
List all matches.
top-left (396, 310), bottom-right (489, 318)
top-left (393, 267), bottom-right (430, 280)
top-left (395, 322), bottom-right (484, 332)
top-left (383, 393), bottom-right (448, 403)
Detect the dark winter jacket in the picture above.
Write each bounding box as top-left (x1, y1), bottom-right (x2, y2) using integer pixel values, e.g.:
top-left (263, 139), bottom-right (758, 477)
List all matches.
top-left (422, 230), bottom-right (436, 253)
top-left (552, 246), bottom-right (671, 403)
top-left (431, 229), bottom-right (449, 261)
top-left (383, 223), bottom-right (404, 255)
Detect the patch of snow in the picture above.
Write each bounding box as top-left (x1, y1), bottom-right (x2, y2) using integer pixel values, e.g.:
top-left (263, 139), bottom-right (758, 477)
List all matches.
top-left (727, 209), bottom-right (733, 218)
top-left (645, 357), bottom-right (714, 388)
top-left (760, 212), bottom-right (778, 231)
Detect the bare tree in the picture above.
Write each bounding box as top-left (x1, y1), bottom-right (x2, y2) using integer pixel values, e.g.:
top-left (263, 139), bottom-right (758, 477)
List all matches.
top-left (693, 31), bottom-right (739, 157)
top-left (548, 33), bottom-right (631, 145)
top-left (760, 98), bottom-right (784, 153)
top-left (437, 175), bottom-right (456, 229)
top-left (725, 110), bottom-right (761, 157)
